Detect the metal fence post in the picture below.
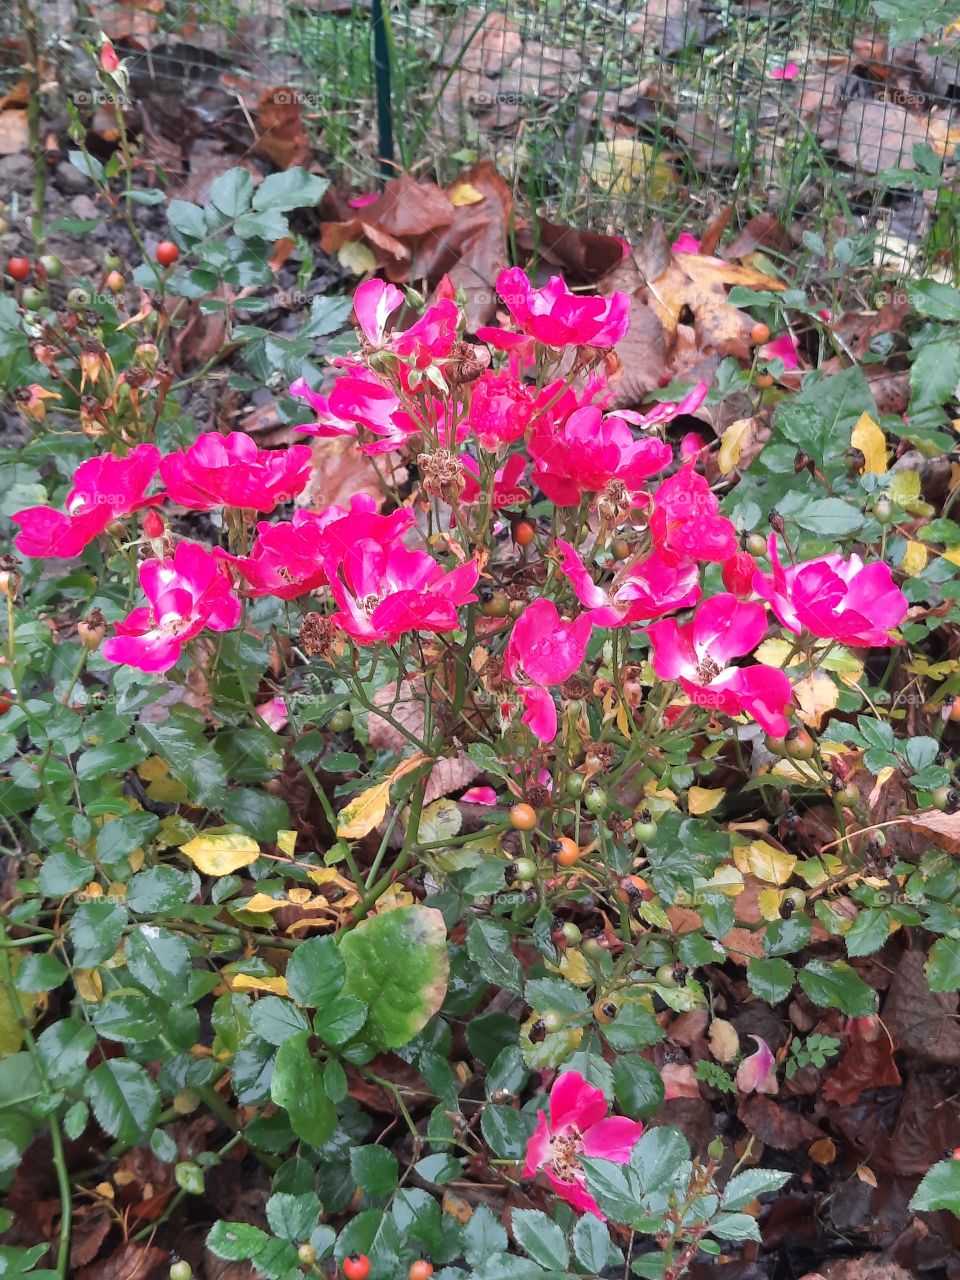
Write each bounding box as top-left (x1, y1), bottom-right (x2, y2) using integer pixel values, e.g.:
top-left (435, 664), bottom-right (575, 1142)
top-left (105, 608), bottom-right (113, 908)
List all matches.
top-left (371, 0), bottom-right (395, 180)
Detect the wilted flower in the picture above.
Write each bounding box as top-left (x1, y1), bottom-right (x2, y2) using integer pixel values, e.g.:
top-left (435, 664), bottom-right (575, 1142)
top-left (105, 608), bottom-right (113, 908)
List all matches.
top-left (523, 1071), bottom-right (644, 1219)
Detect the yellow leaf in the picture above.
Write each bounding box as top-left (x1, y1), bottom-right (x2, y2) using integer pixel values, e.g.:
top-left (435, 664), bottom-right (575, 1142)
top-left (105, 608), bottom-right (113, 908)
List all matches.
top-left (902, 540), bottom-right (928, 576)
top-left (549, 949), bottom-right (593, 987)
top-left (287, 887), bottom-right (313, 906)
top-left (734, 839), bottom-right (797, 885)
top-left (337, 751), bottom-right (431, 840)
top-left (230, 973), bottom-right (289, 996)
top-left (718, 418), bottom-right (753, 475)
top-left (688, 786), bottom-right (725, 815)
top-left (417, 798), bottom-right (463, 844)
top-left (75, 969), bottom-right (104, 1002)
top-left (336, 780), bottom-right (391, 840)
top-left (589, 139), bottom-right (674, 199)
top-left (794, 671), bottom-right (839, 730)
top-left (337, 239), bottom-right (377, 275)
top-left (242, 893), bottom-right (287, 913)
top-left (137, 756), bottom-right (170, 782)
top-left (181, 829), bottom-right (260, 876)
top-left (449, 181), bottom-right (484, 206)
top-left (277, 829), bottom-right (297, 856)
top-left (374, 884), bottom-right (416, 911)
top-left (757, 887), bottom-right (784, 920)
top-left (944, 546), bottom-right (960, 567)
top-left (851, 412), bottom-right (887, 474)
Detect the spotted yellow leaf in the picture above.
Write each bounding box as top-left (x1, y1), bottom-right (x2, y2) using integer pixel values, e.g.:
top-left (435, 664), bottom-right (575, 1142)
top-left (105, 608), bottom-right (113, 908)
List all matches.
top-left (242, 893), bottom-right (286, 913)
top-left (230, 973), bottom-right (289, 996)
top-left (851, 412), bottom-right (887, 474)
top-left (688, 786), bottom-right (725, 815)
top-left (181, 829), bottom-right (260, 876)
top-left (734, 839), bottom-right (797, 886)
top-left (794, 670), bottom-right (839, 730)
top-left (337, 752), bottom-right (431, 840)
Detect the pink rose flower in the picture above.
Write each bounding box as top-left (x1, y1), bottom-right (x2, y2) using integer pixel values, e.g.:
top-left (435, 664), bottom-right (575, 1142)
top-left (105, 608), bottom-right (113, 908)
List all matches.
top-left (217, 496), bottom-right (414, 600)
top-left (650, 466), bottom-right (738, 562)
top-left (467, 370), bottom-right (536, 450)
top-left (504, 598), bottom-right (592, 688)
top-left (160, 433), bottom-right (312, 513)
top-left (325, 539), bottom-right (478, 646)
top-left (523, 1071), bottom-right (644, 1219)
top-left (529, 406), bottom-right (671, 507)
top-left (672, 232), bottom-right (702, 254)
top-left (758, 333), bottom-right (799, 371)
top-left (556, 539), bottom-right (701, 627)
top-left (769, 62), bottom-right (800, 80)
top-left (352, 278), bottom-right (459, 367)
top-left (102, 541), bottom-right (240, 673)
top-left (753, 534), bottom-right (908, 648)
top-left (647, 593), bottom-right (792, 736)
top-left (492, 267), bottom-right (630, 350)
top-left (13, 444), bottom-right (162, 559)
top-left (459, 453), bottom-right (531, 512)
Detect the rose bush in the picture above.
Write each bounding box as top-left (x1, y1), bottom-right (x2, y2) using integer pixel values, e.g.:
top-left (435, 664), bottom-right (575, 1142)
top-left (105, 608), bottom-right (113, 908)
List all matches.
top-left (3, 173), bottom-right (960, 1280)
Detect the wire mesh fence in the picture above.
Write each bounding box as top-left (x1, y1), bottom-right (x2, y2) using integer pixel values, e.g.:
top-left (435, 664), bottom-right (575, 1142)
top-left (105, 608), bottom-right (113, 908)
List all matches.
top-left (2, 0), bottom-right (959, 277)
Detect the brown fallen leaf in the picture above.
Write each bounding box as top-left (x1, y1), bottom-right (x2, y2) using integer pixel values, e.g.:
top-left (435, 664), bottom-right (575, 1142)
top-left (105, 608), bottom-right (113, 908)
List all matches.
top-left (253, 87), bottom-right (309, 171)
top-left (738, 1093), bottom-right (823, 1150)
top-left (882, 947), bottom-right (960, 1066)
top-left (0, 109), bottom-right (29, 155)
top-left (75, 1242), bottom-right (168, 1280)
top-left (645, 252), bottom-right (785, 359)
top-left (903, 807), bottom-right (960, 853)
top-left (822, 1016), bottom-right (901, 1107)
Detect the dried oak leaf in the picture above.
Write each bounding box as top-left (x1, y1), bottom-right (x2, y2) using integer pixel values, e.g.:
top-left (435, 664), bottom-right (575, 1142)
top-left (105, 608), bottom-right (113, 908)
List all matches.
top-left (738, 1093), bottom-right (823, 1150)
top-left (252, 87), bottom-right (309, 170)
top-left (645, 254), bottom-right (785, 360)
top-left (882, 947), bottom-right (960, 1066)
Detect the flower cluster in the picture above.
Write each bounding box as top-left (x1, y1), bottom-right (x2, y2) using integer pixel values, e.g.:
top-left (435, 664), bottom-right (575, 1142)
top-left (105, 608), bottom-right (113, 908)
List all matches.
top-left (12, 270), bottom-right (908, 727)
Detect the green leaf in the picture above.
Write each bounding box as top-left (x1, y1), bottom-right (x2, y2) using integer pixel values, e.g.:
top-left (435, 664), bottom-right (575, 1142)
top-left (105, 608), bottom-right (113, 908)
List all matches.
top-left (75, 741), bottom-right (145, 781)
top-left (600, 1002), bottom-right (665, 1051)
top-left (252, 167), bottom-right (329, 212)
top-left (0, 1054), bottom-right (42, 1110)
top-left (710, 1212), bottom-right (762, 1242)
top-left (300, 295), bottom-right (353, 339)
top-left (480, 1104), bottom-right (536, 1158)
top-left (265, 1191), bottom-right (321, 1241)
top-left (524, 976), bottom-right (590, 1016)
top-left (722, 1167), bottom-right (791, 1210)
top-left (84, 1059), bottom-right (160, 1143)
top-left (844, 909), bottom-right (890, 958)
top-left (207, 1221), bottom-right (300, 1280)
top-left (747, 957), bottom-right (794, 1003)
top-left (462, 1204), bottom-right (508, 1266)
top-left (222, 789), bottom-right (290, 844)
top-left (612, 1055), bottom-right (665, 1119)
top-left (167, 199), bottom-right (208, 239)
top-left (248, 996), bottom-right (310, 1045)
top-left (798, 958), bottom-right (876, 1016)
top-left (774, 364), bottom-right (875, 468)
top-left (36, 1020), bottom-right (96, 1089)
top-left (511, 1209), bottom-right (569, 1270)
top-left (572, 1215), bottom-right (623, 1272)
top-left (69, 901), bottom-right (127, 967)
top-left (906, 278), bottom-right (960, 320)
top-left (909, 1156), bottom-right (960, 1214)
top-left (350, 1145), bottom-right (399, 1197)
top-left (631, 1126), bottom-right (691, 1194)
top-left (270, 1032), bottom-right (336, 1147)
top-left (285, 935), bottom-right (345, 1007)
top-left (14, 954), bottom-right (68, 993)
top-left (340, 906), bottom-right (449, 1050)
top-left (926, 937), bottom-right (960, 993)
top-left (125, 924), bottom-right (191, 998)
top-left (136, 721), bottom-right (227, 808)
top-left (209, 168), bottom-right (254, 217)
top-left (792, 498), bottom-right (866, 538)
top-left (38, 852), bottom-right (92, 896)
top-left (126, 866), bottom-right (197, 914)
top-left (67, 148), bottom-right (104, 182)
top-left (466, 918), bottom-right (523, 994)
top-left (312, 995), bottom-right (367, 1046)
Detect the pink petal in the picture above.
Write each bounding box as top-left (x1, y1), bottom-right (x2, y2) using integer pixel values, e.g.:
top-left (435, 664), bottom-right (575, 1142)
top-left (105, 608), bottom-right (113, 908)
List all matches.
top-left (735, 1035), bottom-right (778, 1094)
top-left (461, 786), bottom-right (497, 806)
top-left (672, 232), bottom-right (701, 254)
top-left (542, 1167), bottom-right (605, 1219)
top-left (581, 1116), bottom-right (644, 1162)
top-left (518, 685), bottom-right (558, 744)
top-left (769, 62), bottom-right (799, 80)
top-left (549, 1072), bottom-right (608, 1134)
top-left (523, 1109), bottom-right (551, 1177)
